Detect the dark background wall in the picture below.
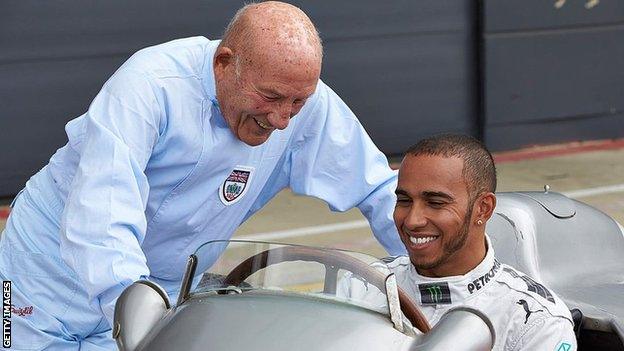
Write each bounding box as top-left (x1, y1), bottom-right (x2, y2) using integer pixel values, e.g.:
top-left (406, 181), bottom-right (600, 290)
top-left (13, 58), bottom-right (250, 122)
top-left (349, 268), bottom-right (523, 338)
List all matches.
top-left (481, 0), bottom-right (624, 150)
top-left (0, 1), bottom-right (241, 195)
top-left (1, 1), bottom-right (622, 196)
top-left (300, 0), bottom-right (478, 155)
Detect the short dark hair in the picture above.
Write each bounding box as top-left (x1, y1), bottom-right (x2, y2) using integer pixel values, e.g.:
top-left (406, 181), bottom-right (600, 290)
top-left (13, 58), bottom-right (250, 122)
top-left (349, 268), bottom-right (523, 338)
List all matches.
top-left (405, 134), bottom-right (497, 200)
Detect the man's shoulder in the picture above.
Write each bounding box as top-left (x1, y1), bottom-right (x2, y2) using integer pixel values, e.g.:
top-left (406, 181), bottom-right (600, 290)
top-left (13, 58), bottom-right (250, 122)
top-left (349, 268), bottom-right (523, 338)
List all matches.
top-left (121, 36), bottom-right (214, 77)
top-left (491, 264), bottom-right (577, 351)
top-left (494, 263), bottom-right (572, 321)
top-left (139, 36), bottom-right (212, 56)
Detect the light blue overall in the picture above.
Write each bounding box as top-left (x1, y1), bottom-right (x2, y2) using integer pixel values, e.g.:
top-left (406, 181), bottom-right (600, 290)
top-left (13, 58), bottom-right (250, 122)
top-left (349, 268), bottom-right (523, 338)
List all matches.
top-left (0, 37), bottom-right (404, 350)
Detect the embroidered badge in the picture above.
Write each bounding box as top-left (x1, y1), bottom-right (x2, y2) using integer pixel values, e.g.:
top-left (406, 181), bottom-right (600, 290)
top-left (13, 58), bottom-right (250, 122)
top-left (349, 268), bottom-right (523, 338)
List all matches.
top-left (219, 166), bottom-right (254, 205)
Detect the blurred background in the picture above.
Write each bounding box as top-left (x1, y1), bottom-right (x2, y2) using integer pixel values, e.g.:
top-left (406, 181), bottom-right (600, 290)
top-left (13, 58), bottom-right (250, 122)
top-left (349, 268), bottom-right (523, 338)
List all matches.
top-left (1, 0), bottom-right (623, 254)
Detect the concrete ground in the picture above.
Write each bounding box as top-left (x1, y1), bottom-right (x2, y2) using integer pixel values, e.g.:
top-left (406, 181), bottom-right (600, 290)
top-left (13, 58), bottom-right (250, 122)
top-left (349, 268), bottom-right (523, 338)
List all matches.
top-left (1, 140), bottom-right (623, 259)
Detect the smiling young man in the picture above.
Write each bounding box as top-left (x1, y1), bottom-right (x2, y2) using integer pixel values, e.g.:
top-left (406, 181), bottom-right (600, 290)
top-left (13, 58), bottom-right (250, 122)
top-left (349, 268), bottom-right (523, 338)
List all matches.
top-left (341, 134), bottom-right (577, 350)
top-left (0, 2), bottom-right (404, 350)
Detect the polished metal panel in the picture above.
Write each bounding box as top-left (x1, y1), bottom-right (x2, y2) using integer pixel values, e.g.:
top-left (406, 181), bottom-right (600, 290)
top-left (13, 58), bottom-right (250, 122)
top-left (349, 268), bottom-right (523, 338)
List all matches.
top-left (114, 280), bottom-right (171, 351)
top-left (488, 192), bottom-right (624, 342)
top-left (409, 307), bottom-right (494, 351)
top-left (518, 191), bottom-right (576, 218)
top-left (137, 293), bottom-right (414, 351)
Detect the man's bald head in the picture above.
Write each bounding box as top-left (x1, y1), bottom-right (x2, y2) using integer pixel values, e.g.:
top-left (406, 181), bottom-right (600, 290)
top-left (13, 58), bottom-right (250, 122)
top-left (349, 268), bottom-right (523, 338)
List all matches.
top-left (219, 1), bottom-right (323, 73)
top-left (213, 2), bottom-right (322, 146)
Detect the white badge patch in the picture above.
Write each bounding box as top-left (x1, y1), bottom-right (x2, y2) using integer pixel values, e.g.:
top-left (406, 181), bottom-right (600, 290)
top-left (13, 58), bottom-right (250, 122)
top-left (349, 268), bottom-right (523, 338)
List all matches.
top-left (219, 166), bottom-right (254, 205)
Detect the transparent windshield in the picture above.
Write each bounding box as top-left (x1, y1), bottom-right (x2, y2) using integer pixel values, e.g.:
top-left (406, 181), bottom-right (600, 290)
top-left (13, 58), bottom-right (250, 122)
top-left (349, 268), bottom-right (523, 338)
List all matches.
top-left (190, 240), bottom-right (394, 315)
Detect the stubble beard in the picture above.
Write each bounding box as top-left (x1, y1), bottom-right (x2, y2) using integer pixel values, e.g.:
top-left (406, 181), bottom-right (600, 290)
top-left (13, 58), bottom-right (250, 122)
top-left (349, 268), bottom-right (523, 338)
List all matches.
top-left (412, 205), bottom-right (474, 271)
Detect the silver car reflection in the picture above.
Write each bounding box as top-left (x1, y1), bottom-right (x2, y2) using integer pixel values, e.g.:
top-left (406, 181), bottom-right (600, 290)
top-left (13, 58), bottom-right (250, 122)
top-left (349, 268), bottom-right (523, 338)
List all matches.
top-left (113, 191), bottom-right (624, 350)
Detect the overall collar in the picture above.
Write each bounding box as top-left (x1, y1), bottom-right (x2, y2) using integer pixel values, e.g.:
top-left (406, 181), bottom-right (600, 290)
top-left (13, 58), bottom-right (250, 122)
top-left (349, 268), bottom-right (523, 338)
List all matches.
top-left (200, 39), bottom-right (228, 128)
top-left (201, 39), bottom-right (220, 103)
top-left (410, 235), bottom-right (502, 305)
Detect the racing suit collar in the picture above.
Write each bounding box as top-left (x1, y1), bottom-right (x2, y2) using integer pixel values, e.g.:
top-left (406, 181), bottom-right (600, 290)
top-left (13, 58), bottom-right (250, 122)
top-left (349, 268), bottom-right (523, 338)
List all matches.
top-left (410, 235), bottom-right (502, 305)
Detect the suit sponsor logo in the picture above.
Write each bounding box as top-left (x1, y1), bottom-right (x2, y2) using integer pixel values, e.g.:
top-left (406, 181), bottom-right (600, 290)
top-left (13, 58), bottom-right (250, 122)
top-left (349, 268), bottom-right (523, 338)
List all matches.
top-left (517, 299), bottom-right (543, 324)
top-left (419, 282), bottom-right (451, 305)
top-left (467, 259), bottom-right (500, 294)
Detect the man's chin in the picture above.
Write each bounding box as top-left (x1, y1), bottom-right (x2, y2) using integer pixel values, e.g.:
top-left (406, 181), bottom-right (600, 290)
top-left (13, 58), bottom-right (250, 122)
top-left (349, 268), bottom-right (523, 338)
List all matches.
top-left (409, 255), bottom-right (443, 272)
top-left (239, 133), bottom-right (271, 146)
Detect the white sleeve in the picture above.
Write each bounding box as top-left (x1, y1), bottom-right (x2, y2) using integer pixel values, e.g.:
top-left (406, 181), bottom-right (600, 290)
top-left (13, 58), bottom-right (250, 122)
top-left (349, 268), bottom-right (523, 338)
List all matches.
top-left (336, 272), bottom-right (388, 312)
top-left (510, 316), bottom-right (577, 351)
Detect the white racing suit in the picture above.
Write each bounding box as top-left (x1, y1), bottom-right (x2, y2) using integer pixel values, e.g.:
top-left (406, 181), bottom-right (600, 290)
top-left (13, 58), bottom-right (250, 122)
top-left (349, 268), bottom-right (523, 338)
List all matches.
top-left (339, 237), bottom-right (577, 351)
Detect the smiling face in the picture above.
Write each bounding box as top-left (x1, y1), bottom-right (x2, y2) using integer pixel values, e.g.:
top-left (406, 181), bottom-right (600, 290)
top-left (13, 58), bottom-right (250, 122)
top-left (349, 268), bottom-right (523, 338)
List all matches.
top-left (213, 1), bottom-right (322, 147)
top-left (214, 48), bottom-right (320, 146)
top-left (394, 154), bottom-right (490, 277)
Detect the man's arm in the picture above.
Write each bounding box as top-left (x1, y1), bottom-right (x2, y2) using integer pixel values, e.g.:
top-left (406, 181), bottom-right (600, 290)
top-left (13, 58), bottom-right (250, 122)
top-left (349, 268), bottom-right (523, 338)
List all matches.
top-left (288, 81), bottom-right (405, 255)
top-left (60, 62), bottom-right (162, 328)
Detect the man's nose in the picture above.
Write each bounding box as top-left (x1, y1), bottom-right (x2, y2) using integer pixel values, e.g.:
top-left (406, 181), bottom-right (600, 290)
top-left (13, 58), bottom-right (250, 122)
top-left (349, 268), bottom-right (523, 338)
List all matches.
top-left (404, 205), bottom-right (428, 229)
top-left (267, 102), bottom-right (294, 130)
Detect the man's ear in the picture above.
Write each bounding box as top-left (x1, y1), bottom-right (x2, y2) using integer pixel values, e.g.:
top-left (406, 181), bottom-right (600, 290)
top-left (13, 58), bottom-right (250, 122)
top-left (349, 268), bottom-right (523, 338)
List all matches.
top-left (213, 46), bottom-right (234, 78)
top-left (474, 192), bottom-right (496, 223)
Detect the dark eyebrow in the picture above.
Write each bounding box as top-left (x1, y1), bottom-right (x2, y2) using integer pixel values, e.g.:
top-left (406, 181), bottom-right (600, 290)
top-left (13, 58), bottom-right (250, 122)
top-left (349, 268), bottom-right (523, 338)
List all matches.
top-left (395, 189), bottom-right (409, 196)
top-left (422, 191), bottom-right (455, 201)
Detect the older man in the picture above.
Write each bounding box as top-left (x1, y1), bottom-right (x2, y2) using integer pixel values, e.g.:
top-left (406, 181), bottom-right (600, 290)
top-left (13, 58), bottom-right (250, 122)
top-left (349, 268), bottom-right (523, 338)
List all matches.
top-left (341, 134), bottom-right (577, 350)
top-left (0, 2), bottom-right (403, 350)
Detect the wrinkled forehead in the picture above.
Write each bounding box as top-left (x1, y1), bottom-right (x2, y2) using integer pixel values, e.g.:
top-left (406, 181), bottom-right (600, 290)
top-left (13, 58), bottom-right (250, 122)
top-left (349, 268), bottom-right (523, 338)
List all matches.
top-left (238, 44), bottom-right (321, 95)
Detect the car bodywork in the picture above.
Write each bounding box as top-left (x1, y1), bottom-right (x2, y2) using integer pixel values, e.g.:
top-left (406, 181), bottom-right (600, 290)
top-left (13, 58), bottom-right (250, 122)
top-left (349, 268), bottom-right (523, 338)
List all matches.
top-left (114, 244), bottom-right (494, 351)
top-left (487, 191), bottom-right (624, 350)
top-left (113, 191), bottom-right (624, 350)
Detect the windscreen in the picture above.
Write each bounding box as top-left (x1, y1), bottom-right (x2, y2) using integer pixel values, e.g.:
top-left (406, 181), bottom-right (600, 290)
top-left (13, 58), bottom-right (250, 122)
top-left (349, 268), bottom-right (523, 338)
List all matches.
top-left (191, 240), bottom-right (394, 315)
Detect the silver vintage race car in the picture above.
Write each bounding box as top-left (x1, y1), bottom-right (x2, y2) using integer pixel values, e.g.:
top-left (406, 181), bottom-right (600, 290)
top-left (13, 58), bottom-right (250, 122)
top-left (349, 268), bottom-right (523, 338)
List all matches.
top-left (113, 191), bottom-right (624, 351)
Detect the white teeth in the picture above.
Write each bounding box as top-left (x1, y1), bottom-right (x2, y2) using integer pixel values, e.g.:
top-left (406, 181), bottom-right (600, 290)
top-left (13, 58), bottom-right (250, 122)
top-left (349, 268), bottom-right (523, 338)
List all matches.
top-left (254, 118), bottom-right (272, 130)
top-left (409, 236), bottom-right (437, 245)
